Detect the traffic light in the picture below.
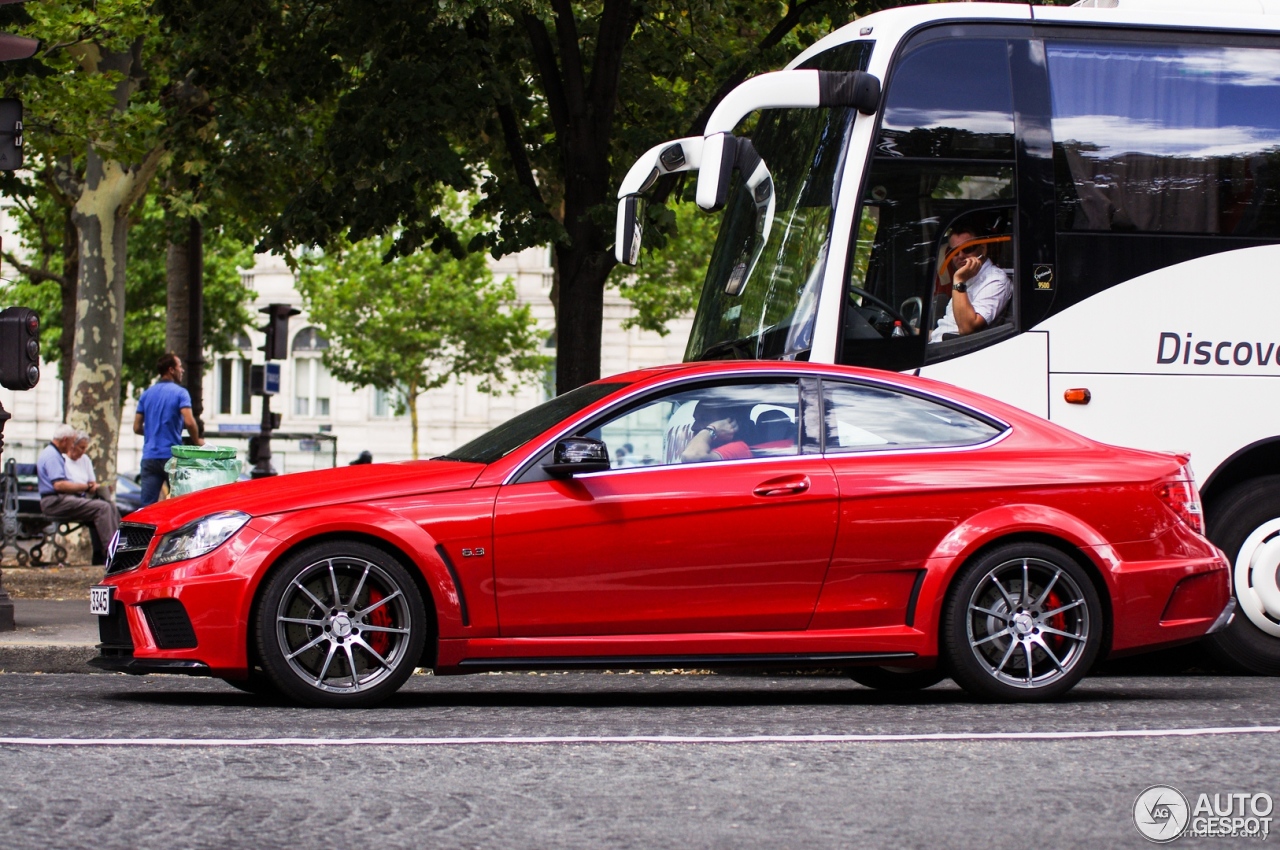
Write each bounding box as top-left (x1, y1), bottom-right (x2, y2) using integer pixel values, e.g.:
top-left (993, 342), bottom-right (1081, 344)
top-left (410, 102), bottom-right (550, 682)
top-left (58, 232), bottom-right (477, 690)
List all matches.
top-left (0, 2), bottom-right (38, 173)
top-left (258, 303), bottom-right (299, 361)
top-left (0, 306), bottom-right (39, 390)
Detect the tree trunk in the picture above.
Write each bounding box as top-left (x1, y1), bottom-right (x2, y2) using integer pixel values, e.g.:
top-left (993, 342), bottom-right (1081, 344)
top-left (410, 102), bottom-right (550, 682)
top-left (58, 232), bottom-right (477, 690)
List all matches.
top-left (552, 242), bottom-right (613, 395)
top-left (186, 217), bottom-right (205, 424)
top-left (165, 216), bottom-right (205, 424)
top-left (165, 228), bottom-right (191, 357)
top-left (59, 208), bottom-right (78, 418)
top-left (408, 384), bottom-right (420, 460)
top-left (68, 149), bottom-right (137, 495)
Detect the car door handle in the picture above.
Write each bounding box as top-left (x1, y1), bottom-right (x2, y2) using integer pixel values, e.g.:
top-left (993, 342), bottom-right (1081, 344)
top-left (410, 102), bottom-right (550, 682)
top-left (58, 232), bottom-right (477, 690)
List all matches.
top-left (753, 475), bottom-right (810, 497)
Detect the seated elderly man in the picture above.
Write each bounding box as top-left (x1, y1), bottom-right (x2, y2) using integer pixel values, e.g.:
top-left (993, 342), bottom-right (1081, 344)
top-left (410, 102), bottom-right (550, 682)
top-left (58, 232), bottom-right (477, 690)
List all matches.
top-left (38, 423), bottom-right (121, 563)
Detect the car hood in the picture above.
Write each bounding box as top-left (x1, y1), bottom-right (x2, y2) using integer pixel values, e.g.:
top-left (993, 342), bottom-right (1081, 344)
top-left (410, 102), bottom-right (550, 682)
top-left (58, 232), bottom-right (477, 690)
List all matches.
top-left (125, 459), bottom-right (485, 529)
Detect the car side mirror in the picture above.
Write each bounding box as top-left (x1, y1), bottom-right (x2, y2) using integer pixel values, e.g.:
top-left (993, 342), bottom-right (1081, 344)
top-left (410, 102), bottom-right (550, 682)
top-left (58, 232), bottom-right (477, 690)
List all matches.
top-left (543, 437), bottom-right (611, 478)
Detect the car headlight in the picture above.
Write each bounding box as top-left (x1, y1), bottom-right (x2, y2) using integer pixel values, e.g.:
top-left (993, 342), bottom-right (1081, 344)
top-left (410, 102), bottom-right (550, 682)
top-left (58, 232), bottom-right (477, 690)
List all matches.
top-left (150, 511), bottom-right (251, 567)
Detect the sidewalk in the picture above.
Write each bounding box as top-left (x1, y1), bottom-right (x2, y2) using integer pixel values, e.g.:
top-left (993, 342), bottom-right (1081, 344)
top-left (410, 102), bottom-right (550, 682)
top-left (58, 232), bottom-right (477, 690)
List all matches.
top-left (0, 598), bottom-right (102, 673)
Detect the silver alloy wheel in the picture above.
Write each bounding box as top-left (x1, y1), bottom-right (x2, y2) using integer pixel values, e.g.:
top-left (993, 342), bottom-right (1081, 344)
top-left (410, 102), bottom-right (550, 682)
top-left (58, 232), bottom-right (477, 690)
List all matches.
top-left (274, 556), bottom-right (413, 694)
top-left (965, 556), bottom-right (1090, 689)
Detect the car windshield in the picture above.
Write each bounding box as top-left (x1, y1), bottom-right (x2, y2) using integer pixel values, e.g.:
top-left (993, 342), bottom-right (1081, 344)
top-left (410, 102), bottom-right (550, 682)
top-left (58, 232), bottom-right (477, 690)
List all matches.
top-left (686, 42), bottom-right (872, 362)
top-left (439, 382), bottom-right (626, 465)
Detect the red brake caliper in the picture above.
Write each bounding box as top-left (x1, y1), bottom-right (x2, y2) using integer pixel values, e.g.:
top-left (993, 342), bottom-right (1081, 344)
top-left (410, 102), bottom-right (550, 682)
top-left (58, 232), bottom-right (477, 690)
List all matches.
top-left (1043, 589), bottom-right (1068, 657)
top-left (365, 588), bottom-right (393, 656)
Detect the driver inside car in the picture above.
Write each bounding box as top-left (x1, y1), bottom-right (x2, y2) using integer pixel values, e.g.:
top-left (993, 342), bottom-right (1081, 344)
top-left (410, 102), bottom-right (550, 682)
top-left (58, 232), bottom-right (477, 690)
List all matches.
top-left (930, 225), bottom-right (1011, 342)
top-left (681, 402), bottom-right (753, 463)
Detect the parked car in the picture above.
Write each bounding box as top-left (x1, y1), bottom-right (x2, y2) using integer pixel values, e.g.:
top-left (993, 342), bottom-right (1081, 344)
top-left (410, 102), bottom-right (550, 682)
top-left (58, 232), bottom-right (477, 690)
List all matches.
top-left (115, 473), bottom-right (143, 517)
top-left (90, 361), bottom-right (1232, 707)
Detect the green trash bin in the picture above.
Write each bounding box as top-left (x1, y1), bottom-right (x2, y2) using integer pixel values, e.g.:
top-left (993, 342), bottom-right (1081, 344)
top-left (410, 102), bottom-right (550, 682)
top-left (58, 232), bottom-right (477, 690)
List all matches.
top-left (164, 445), bottom-right (242, 497)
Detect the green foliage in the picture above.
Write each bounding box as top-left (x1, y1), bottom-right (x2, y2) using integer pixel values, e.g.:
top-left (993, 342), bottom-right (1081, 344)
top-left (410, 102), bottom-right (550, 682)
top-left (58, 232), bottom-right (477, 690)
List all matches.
top-left (156, 0), bottom-right (862, 314)
top-left (295, 201), bottom-right (549, 411)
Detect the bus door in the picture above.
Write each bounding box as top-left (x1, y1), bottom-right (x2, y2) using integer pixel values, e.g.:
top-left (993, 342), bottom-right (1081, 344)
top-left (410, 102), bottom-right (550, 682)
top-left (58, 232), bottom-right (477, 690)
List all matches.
top-left (844, 29), bottom-right (1054, 417)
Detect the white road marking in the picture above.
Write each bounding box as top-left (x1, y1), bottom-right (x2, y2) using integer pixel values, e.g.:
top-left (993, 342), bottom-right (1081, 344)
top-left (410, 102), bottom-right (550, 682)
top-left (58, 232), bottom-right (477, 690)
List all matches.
top-left (1, 726), bottom-right (1278, 747)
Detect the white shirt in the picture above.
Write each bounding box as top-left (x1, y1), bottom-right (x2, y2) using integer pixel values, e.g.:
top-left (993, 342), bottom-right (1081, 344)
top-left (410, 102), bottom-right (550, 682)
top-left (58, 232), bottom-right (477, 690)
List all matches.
top-left (62, 454), bottom-right (97, 486)
top-left (931, 259), bottom-right (1011, 342)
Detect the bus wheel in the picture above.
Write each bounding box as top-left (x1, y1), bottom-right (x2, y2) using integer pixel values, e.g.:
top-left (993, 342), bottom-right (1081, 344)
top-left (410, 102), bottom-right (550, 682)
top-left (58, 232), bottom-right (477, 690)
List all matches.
top-left (1205, 477), bottom-right (1280, 675)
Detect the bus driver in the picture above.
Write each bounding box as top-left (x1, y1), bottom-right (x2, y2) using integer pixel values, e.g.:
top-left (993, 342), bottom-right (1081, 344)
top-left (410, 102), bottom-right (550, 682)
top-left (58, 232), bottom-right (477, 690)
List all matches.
top-left (930, 227), bottom-right (1011, 342)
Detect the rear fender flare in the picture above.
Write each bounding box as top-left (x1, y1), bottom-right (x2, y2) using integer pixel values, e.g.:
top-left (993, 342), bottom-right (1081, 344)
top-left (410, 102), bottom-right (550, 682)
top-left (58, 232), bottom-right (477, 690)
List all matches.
top-left (912, 504), bottom-right (1115, 653)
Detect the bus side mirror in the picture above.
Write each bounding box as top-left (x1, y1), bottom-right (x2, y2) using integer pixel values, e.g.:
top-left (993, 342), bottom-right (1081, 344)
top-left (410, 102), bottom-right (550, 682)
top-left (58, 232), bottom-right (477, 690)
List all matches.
top-left (695, 69), bottom-right (880, 212)
top-left (615, 137), bottom-right (703, 265)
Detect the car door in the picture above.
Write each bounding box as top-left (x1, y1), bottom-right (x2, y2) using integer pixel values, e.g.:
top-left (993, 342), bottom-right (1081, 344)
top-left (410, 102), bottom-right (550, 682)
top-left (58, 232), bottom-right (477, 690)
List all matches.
top-left (490, 378), bottom-right (839, 637)
top-left (813, 378), bottom-right (1009, 630)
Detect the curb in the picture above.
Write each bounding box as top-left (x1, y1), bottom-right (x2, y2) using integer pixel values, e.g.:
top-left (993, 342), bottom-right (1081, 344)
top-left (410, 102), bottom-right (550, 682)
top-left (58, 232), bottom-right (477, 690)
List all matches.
top-left (0, 645), bottom-right (102, 674)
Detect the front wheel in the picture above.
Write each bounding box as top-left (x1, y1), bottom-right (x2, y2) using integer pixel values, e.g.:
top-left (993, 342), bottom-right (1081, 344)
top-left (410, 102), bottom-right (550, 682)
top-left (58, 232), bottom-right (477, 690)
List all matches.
top-left (1204, 477), bottom-right (1280, 675)
top-left (942, 543), bottom-right (1102, 702)
top-left (256, 541), bottom-right (428, 708)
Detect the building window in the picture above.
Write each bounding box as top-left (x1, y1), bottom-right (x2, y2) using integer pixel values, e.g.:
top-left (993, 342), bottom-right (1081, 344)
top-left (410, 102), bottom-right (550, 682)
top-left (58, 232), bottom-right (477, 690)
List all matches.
top-left (217, 333), bottom-right (254, 415)
top-left (373, 387), bottom-right (402, 418)
top-left (542, 333), bottom-right (557, 400)
top-left (292, 327), bottom-right (332, 418)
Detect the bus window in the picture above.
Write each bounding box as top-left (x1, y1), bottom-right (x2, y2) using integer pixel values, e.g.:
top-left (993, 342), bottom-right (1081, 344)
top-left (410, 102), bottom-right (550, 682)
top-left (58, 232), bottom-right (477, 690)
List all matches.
top-left (1048, 42), bottom-right (1280, 237)
top-left (840, 38), bottom-right (1019, 371)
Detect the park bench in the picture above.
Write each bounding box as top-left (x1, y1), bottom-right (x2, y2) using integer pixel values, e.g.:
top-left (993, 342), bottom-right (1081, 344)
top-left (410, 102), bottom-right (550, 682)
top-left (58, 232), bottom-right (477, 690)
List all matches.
top-left (0, 458), bottom-right (88, 566)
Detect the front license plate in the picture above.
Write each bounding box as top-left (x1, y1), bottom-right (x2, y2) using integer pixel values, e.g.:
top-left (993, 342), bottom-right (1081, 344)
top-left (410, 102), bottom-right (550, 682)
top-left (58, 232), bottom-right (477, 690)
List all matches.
top-left (89, 586), bottom-right (112, 616)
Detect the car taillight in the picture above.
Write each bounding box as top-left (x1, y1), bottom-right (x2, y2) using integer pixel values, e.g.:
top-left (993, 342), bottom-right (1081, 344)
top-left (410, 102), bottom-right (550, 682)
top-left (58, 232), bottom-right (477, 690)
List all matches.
top-left (1155, 462), bottom-right (1204, 535)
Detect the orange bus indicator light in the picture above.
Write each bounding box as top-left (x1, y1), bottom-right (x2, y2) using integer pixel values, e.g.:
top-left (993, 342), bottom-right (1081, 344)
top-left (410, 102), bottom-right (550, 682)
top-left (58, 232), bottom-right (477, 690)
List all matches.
top-left (1064, 388), bottom-right (1091, 405)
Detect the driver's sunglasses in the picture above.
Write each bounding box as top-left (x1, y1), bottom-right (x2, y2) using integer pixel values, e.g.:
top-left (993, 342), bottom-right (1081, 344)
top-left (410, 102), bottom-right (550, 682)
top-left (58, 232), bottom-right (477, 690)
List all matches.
top-left (953, 243), bottom-right (983, 257)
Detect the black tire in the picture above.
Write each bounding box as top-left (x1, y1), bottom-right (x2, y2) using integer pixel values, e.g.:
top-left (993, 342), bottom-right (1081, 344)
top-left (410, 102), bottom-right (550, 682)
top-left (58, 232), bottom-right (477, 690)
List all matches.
top-left (848, 666), bottom-right (947, 691)
top-left (256, 541), bottom-right (428, 708)
top-left (942, 543), bottom-right (1103, 702)
top-left (219, 668), bottom-right (279, 697)
top-left (1204, 477), bottom-right (1280, 675)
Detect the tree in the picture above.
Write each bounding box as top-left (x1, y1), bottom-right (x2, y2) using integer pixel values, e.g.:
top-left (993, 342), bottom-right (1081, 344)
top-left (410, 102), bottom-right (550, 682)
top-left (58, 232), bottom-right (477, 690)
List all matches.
top-left (0, 193), bottom-right (256, 406)
top-left (0, 0), bottom-right (170, 489)
top-left (295, 223), bottom-right (549, 459)
top-left (161, 0), bottom-right (864, 394)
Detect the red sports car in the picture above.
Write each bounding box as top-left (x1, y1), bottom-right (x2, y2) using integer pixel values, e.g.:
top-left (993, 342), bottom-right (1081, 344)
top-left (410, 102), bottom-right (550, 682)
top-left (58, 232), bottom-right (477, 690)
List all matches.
top-left (91, 361), bottom-right (1233, 706)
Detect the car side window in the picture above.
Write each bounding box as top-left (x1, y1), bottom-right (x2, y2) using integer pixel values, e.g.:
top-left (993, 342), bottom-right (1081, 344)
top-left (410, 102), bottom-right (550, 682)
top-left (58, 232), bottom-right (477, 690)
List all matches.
top-left (593, 380), bottom-right (803, 468)
top-left (821, 381), bottom-right (1003, 453)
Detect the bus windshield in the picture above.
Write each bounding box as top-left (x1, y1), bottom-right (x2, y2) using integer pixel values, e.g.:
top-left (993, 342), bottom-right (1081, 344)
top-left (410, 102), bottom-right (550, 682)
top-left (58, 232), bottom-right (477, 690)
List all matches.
top-left (685, 42), bottom-right (872, 363)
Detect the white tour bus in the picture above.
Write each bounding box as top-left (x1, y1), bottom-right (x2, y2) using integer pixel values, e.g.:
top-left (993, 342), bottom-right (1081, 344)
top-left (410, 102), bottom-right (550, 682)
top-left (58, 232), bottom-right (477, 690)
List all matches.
top-left (616, 0), bottom-right (1280, 674)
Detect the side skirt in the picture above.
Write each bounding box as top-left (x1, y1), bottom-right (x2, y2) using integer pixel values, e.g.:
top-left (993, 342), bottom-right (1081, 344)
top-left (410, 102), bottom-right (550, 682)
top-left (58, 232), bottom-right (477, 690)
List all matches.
top-left (455, 651), bottom-right (916, 673)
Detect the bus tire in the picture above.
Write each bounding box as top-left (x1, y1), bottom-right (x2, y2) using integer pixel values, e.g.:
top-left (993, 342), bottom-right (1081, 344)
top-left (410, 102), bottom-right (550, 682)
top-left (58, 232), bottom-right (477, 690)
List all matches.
top-left (1205, 477), bottom-right (1280, 676)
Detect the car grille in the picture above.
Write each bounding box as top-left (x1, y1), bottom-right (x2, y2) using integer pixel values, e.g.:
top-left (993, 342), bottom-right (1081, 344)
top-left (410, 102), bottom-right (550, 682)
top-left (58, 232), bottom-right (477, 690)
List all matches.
top-left (105, 522), bottom-right (156, 575)
top-left (97, 599), bottom-right (134, 654)
top-left (141, 599), bottom-right (198, 649)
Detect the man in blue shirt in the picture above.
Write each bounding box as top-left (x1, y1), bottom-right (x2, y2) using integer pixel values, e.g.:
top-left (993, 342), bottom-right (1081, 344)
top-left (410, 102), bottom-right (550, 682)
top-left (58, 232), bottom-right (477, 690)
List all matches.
top-left (38, 423), bottom-right (121, 564)
top-left (133, 352), bottom-right (204, 506)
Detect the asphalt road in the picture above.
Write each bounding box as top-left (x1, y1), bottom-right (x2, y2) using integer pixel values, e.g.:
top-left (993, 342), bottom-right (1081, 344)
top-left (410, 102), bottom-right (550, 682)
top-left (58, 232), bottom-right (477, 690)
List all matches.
top-left (0, 672), bottom-right (1277, 849)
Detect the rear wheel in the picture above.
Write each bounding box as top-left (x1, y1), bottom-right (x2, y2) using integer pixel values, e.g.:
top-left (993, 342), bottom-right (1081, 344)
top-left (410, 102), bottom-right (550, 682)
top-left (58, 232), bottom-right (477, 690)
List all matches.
top-left (943, 543), bottom-right (1102, 702)
top-left (256, 541), bottom-right (428, 708)
top-left (847, 666), bottom-right (946, 691)
top-left (1204, 477), bottom-right (1280, 675)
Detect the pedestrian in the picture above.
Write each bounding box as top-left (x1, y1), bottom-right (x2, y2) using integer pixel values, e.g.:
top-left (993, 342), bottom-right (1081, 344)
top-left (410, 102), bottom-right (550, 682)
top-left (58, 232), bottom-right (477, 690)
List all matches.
top-left (62, 430), bottom-right (100, 495)
top-left (38, 423), bottom-right (121, 565)
top-left (349, 450), bottom-right (373, 465)
top-left (133, 352), bottom-right (204, 507)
